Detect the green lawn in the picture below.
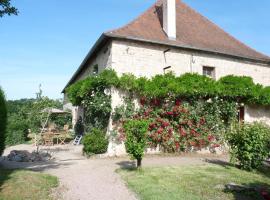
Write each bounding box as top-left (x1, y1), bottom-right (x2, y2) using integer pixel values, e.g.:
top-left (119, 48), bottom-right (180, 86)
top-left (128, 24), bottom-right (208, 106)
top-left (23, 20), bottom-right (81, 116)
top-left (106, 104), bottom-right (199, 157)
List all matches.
top-left (118, 164), bottom-right (270, 200)
top-left (0, 168), bottom-right (58, 200)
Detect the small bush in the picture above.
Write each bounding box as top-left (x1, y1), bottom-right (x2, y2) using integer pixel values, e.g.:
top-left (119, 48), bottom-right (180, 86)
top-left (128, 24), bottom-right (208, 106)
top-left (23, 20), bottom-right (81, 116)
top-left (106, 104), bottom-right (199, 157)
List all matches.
top-left (226, 122), bottom-right (270, 170)
top-left (5, 114), bottom-right (28, 146)
top-left (82, 128), bottom-right (108, 155)
top-left (0, 88), bottom-right (7, 155)
top-left (123, 119), bottom-right (149, 168)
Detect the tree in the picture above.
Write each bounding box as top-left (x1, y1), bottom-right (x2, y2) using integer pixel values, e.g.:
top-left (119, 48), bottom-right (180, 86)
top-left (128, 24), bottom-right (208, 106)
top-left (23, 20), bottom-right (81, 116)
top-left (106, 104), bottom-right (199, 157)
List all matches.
top-left (0, 0), bottom-right (18, 17)
top-left (123, 119), bottom-right (149, 168)
top-left (0, 87), bottom-right (7, 155)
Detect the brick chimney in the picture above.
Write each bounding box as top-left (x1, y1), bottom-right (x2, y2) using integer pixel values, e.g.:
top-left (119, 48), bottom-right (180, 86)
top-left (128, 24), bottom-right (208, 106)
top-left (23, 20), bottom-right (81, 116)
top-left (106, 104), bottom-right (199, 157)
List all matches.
top-left (163, 0), bottom-right (176, 40)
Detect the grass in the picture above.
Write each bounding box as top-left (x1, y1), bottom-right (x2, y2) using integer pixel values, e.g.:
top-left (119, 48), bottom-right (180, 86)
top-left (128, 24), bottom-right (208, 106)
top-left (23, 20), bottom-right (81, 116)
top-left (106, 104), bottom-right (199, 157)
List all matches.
top-left (118, 164), bottom-right (270, 200)
top-left (0, 168), bottom-right (58, 200)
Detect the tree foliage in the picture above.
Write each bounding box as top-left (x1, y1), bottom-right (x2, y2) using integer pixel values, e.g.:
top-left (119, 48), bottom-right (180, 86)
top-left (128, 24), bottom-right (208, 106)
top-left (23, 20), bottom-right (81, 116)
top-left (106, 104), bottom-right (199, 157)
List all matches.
top-left (66, 69), bottom-right (270, 106)
top-left (226, 122), bottom-right (270, 170)
top-left (0, 0), bottom-right (18, 17)
top-left (5, 96), bottom-right (70, 146)
top-left (0, 87), bottom-right (7, 155)
top-left (123, 119), bottom-right (149, 168)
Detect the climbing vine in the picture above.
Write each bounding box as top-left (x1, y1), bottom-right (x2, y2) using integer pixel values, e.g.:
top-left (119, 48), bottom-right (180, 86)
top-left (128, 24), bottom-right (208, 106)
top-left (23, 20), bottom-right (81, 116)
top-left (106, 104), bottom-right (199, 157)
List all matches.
top-left (66, 69), bottom-right (270, 106)
top-left (66, 69), bottom-right (270, 152)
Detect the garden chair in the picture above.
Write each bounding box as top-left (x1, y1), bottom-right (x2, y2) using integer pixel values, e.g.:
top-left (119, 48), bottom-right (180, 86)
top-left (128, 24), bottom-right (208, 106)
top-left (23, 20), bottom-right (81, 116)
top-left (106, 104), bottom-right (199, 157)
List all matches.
top-left (43, 132), bottom-right (54, 146)
top-left (63, 124), bottom-right (69, 132)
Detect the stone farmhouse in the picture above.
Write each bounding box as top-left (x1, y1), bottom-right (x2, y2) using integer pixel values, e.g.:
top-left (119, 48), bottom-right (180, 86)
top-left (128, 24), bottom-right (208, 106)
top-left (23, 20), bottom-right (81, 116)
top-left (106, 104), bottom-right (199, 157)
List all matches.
top-left (63, 0), bottom-right (270, 155)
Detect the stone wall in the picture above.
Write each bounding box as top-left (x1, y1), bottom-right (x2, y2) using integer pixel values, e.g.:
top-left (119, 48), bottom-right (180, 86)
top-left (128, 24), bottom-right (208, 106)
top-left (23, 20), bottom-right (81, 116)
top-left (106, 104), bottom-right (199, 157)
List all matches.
top-left (111, 39), bottom-right (270, 86)
top-left (74, 41), bottom-right (112, 82)
top-left (64, 38), bottom-right (270, 156)
top-left (245, 105), bottom-right (270, 126)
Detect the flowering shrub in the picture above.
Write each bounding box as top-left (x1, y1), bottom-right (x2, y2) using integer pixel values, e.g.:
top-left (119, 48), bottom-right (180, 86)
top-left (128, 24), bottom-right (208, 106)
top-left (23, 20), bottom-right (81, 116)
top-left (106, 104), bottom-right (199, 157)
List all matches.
top-left (82, 91), bottom-right (111, 131)
top-left (113, 96), bottom-right (236, 153)
top-left (136, 98), bottom-right (232, 152)
top-left (66, 70), bottom-right (269, 155)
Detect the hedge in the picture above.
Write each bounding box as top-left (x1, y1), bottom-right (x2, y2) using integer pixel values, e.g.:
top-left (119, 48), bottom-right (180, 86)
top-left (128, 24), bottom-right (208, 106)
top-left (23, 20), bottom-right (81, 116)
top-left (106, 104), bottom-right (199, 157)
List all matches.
top-left (0, 88), bottom-right (7, 155)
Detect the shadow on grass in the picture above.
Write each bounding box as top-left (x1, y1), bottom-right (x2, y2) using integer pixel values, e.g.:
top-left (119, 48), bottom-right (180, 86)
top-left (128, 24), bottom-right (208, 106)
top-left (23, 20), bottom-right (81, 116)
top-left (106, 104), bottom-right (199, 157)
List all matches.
top-left (0, 168), bottom-right (13, 192)
top-left (205, 158), bottom-right (270, 179)
top-left (204, 158), bottom-right (235, 168)
top-left (116, 160), bottom-right (137, 170)
top-left (223, 181), bottom-right (270, 200)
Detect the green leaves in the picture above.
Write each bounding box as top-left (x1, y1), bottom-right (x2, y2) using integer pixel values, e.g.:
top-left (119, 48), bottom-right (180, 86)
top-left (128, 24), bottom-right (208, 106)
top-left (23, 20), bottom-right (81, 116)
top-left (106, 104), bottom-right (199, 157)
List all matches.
top-left (0, 87), bottom-right (7, 155)
top-left (226, 122), bottom-right (270, 170)
top-left (67, 69), bottom-right (270, 106)
top-left (82, 128), bottom-right (109, 155)
top-left (123, 119), bottom-right (149, 167)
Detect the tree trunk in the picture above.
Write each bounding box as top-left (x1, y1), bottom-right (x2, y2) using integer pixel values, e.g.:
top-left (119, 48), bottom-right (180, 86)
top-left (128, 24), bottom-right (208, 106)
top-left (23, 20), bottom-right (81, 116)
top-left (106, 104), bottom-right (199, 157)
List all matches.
top-left (137, 158), bottom-right (142, 168)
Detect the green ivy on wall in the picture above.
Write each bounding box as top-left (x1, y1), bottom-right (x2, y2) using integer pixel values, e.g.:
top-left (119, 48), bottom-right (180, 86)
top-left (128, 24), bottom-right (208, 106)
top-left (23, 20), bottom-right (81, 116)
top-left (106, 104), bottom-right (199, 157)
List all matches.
top-left (66, 69), bottom-right (270, 106)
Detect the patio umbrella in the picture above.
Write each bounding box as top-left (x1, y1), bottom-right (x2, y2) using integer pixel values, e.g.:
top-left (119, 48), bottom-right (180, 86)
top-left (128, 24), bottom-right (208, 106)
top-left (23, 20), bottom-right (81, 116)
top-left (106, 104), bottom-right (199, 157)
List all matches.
top-left (40, 108), bottom-right (70, 133)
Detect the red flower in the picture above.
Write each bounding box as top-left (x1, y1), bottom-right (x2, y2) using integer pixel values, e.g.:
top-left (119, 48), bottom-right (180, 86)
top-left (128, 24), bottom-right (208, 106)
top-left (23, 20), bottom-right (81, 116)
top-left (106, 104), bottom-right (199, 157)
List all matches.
top-left (175, 142), bottom-right (180, 150)
top-left (200, 118), bottom-right (206, 125)
top-left (260, 189), bottom-right (270, 200)
top-left (212, 144), bottom-right (220, 148)
top-left (190, 129), bottom-right (197, 136)
top-left (175, 99), bottom-right (181, 106)
top-left (140, 97), bottom-right (147, 106)
top-left (179, 128), bottom-right (187, 137)
top-left (157, 127), bottom-right (164, 134)
top-left (207, 135), bottom-right (215, 142)
top-left (151, 98), bottom-right (161, 106)
top-left (190, 141), bottom-right (196, 146)
top-left (166, 111), bottom-right (174, 116)
top-left (162, 121), bottom-right (170, 127)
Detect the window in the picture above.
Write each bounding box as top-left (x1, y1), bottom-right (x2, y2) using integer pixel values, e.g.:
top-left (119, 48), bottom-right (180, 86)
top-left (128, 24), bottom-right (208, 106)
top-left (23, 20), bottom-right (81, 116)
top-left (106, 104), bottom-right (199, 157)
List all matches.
top-left (163, 66), bottom-right (172, 74)
top-left (93, 64), bottom-right (99, 74)
top-left (203, 66), bottom-right (215, 79)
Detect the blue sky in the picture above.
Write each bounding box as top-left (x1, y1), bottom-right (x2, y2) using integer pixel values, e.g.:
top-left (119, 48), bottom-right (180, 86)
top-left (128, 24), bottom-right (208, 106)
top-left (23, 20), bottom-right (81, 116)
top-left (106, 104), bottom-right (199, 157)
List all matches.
top-left (1, 0), bottom-right (269, 100)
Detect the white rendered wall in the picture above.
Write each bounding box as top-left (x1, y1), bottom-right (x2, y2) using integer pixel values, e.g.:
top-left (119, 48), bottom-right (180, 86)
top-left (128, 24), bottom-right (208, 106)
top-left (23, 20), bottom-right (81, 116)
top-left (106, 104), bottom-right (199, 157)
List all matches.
top-left (245, 105), bottom-right (270, 126)
top-left (111, 40), bottom-right (270, 86)
top-left (74, 42), bottom-right (112, 82)
top-left (65, 38), bottom-right (270, 156)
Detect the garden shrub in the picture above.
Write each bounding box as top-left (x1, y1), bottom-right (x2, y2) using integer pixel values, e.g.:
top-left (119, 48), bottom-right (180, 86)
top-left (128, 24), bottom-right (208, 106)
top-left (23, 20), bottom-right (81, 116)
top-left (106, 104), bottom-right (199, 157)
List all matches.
top-left (123, 119), bottom-right (149, 168)
top-left (226, 122), bottom-right (270, 170)
top-left (0, 88), bottom-right (7, 155)
top-left (5, 114), bottom-right (28, 146)
top-left (82, 128), bottom-right (109, 155)
top-left (83, 91), bottom-right (111, 131)
top-left (66, 69), bottom-right (270, 158)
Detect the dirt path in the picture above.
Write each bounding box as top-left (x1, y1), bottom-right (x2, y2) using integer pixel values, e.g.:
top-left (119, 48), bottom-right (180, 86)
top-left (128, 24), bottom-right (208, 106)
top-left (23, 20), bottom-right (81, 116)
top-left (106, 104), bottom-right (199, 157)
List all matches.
top-left (0, 144), bottom-right (228, 200)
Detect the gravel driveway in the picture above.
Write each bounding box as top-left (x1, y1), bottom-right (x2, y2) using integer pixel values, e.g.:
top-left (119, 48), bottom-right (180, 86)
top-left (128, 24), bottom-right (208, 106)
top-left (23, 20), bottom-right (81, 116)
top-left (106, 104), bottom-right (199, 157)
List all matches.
top-left (0, 144), bottom-right (228, 200)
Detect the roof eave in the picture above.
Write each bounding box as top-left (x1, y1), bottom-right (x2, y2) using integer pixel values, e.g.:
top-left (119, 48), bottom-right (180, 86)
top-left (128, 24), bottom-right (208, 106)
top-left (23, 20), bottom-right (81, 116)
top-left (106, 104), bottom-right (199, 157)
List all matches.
top-left (62, 34), bottom-right (109, 93)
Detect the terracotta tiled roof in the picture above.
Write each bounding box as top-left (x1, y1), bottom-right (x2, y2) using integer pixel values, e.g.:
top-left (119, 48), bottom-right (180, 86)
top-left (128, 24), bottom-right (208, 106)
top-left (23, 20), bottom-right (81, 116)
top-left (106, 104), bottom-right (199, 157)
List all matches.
top-left (107, 0), bottom-right (270, 62)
